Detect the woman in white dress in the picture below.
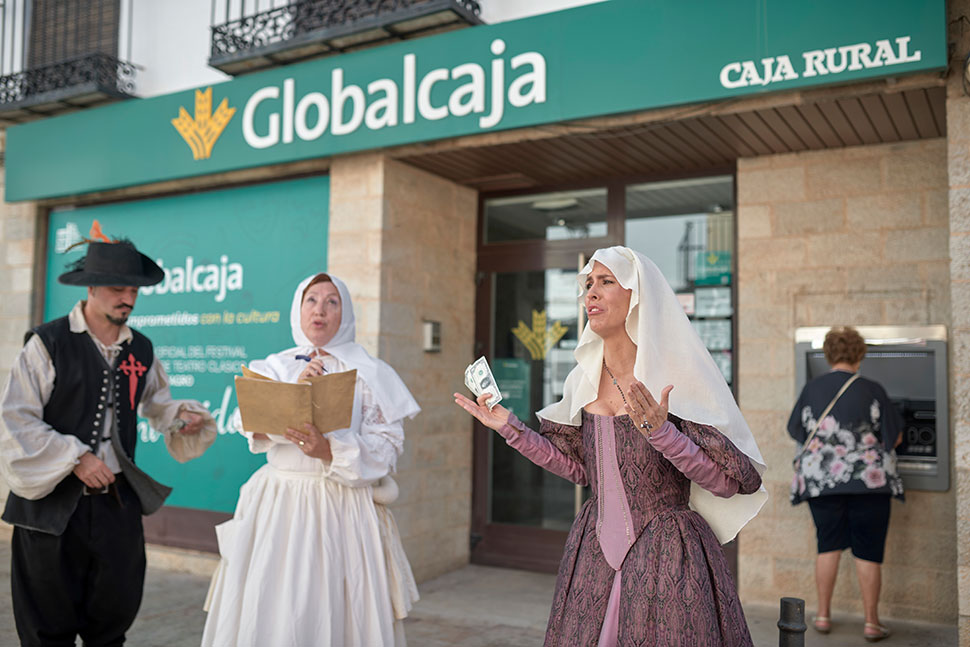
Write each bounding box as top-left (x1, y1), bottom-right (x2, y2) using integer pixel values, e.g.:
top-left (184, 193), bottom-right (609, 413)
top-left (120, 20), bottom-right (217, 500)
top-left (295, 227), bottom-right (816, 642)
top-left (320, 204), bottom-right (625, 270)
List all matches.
top-left (201, 272), bottom-right (421, 647)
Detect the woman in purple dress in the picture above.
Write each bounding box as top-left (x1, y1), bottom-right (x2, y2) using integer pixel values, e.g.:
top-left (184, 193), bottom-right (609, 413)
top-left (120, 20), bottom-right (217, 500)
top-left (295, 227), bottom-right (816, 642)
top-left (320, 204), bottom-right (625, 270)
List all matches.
top-left (455, 246), bottom-right (767, 646)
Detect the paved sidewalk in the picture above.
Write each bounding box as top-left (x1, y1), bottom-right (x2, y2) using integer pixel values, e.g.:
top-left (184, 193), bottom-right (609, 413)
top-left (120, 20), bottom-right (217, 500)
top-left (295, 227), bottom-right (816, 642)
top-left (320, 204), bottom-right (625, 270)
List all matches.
top-left (0, 537), bottom-right (957, 646)
top-left (406, 565), bottom-right (957, 647)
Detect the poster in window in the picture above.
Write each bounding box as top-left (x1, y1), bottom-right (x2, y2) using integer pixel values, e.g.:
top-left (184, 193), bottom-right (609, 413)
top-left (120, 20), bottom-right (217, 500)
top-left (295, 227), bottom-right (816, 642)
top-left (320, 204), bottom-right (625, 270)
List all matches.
top-left (695, 286), bottom-right (732, 317)
top-left (692, 319), bottom-right (731, 351)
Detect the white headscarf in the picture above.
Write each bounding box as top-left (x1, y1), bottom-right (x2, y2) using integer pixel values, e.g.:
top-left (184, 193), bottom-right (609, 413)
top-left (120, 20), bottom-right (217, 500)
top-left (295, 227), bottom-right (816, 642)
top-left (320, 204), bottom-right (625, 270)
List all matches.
top-left (268, 272), bottom-right (420, 424)
top-left (538, 246), bottom-right (767, 544)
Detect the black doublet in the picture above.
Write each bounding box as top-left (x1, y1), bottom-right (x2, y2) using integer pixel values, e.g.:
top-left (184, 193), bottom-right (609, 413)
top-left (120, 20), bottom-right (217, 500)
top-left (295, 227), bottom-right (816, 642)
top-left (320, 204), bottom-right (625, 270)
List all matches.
top-left (1, 316), bottom-right (154, 535)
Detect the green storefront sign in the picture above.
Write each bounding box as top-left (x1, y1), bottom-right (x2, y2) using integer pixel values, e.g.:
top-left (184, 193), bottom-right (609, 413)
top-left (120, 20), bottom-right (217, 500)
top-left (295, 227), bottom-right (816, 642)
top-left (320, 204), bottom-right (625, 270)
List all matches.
top-left (43, 176), bottom-right (329, 512)
top-left (695, 250), bottom-right (732, 286)
top-left (6, 0), bottom-right (945, 201)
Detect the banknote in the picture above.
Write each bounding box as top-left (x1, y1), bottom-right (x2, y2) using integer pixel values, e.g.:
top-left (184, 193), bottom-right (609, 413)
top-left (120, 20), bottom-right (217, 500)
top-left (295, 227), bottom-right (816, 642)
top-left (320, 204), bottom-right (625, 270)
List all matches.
top-left (464, 356), bottom-right (503, 411)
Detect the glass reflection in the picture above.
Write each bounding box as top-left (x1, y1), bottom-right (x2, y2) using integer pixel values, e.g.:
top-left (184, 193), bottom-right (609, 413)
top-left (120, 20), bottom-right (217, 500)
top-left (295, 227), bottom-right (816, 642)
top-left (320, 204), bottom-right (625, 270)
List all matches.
top-left (484, 188), bottom-right (607, 243)
top-left (489, 268), bottom-right (581, 530)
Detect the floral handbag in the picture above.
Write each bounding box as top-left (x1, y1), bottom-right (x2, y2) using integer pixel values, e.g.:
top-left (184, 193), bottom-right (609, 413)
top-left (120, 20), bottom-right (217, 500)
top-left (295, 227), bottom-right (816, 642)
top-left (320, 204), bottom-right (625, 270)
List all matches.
top-left (791, 373), bottom-right (861, 498)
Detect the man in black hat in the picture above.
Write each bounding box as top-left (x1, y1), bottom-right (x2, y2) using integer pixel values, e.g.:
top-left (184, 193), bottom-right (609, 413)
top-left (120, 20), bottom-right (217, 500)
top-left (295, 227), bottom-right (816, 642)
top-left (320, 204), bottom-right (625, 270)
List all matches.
top-left (0, 238), bottom-right (217, 646)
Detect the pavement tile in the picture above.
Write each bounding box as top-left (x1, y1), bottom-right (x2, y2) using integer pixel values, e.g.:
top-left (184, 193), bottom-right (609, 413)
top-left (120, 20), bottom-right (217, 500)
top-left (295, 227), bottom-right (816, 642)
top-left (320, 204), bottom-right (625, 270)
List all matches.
top-left (0, 536), bottom-right (958, 646)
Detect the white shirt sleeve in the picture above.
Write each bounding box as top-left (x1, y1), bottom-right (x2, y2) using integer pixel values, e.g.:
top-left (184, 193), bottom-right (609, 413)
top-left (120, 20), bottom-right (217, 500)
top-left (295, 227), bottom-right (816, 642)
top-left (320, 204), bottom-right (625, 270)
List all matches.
top-left (138, 357), bottom-right (217, 463)
top-left (0, 336), bottom-right (90, 500)
top-left (227, 408), bottom-right (290, 454)
top-left (323, 377), bottom-right (405, 488)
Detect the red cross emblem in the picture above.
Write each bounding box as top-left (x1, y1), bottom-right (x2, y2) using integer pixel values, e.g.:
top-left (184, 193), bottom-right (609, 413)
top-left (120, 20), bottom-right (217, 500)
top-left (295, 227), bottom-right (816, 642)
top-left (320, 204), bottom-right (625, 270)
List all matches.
top-left (119, 353), bottom-right (147, 410)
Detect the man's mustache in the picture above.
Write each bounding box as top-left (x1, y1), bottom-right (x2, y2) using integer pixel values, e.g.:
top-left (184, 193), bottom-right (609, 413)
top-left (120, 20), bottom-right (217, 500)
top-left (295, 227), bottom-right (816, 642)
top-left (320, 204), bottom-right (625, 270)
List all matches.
top-left (117, 303), bottom-right (134, 310)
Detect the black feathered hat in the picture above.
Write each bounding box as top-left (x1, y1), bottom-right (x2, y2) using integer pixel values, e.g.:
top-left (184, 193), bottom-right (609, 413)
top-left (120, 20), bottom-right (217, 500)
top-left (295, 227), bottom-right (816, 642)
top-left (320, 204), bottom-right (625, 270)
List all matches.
top-left (58, 240), bottom-right (164, 287)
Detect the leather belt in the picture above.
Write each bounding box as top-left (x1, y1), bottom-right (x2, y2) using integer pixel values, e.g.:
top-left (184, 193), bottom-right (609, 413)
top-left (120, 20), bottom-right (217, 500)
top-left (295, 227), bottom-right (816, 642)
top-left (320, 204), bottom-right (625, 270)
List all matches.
top-left (82, 473), bottom-right (126, 506)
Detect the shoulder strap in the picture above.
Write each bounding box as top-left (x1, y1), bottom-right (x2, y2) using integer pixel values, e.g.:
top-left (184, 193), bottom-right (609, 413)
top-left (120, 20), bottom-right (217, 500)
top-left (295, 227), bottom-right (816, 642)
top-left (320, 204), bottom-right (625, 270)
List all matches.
top-left (796, 373), bottom-right (861, 457)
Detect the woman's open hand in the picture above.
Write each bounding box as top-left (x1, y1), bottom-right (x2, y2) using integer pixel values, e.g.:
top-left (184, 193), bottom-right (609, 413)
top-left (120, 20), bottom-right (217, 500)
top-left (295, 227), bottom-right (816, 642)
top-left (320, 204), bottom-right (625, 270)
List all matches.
top-left (625, 381), bottom-right (673, 438)
top-left (454, 392), bottom-right (510, 432)
top-left (284, 422), bottom-right (332, 461)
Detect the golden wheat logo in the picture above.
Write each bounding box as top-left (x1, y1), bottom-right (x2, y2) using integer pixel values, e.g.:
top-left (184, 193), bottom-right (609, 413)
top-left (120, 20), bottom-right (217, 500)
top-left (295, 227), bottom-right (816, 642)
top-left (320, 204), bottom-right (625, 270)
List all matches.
top-left (512, 310), bottom-right (569, 361)
top-left (171, 87), bottom-right (235, 160)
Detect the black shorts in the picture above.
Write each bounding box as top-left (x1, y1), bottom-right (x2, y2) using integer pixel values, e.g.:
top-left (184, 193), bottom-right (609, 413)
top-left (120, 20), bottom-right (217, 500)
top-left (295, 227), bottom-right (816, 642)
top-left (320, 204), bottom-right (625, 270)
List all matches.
top-left (807, 493), bottom-right (892, 563)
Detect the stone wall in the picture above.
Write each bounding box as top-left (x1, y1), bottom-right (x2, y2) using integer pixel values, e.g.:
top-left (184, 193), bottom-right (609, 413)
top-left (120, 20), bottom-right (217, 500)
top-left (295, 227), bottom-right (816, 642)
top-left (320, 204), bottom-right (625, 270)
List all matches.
top-left (329, 154), bottom-right (477, 582)
top-left (328, 153), bottom-right (387, 356)
top-left (735, 138), bottom-right (956, 622)
top-left (946, 1), bottom-right (970, 642)
top-left (0, 150), bottom-right (38, 504)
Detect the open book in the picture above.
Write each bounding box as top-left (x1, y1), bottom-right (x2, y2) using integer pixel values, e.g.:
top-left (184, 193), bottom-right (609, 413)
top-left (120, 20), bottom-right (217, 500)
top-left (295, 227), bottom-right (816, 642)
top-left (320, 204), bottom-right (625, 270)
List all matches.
top-left (234, 365), bottom-right (357, 435)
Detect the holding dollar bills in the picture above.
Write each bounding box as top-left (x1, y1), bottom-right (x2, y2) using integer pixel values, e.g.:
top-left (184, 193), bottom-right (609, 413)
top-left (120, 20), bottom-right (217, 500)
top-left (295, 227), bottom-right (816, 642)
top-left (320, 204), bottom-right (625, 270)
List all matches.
top-left (464, 357), bottom-right (503, 411)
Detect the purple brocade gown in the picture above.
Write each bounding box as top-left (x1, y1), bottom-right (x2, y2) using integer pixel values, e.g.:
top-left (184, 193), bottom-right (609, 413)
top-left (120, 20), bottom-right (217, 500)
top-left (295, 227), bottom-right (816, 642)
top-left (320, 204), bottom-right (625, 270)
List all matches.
top-left (540, 411), bottom-right (762, 647)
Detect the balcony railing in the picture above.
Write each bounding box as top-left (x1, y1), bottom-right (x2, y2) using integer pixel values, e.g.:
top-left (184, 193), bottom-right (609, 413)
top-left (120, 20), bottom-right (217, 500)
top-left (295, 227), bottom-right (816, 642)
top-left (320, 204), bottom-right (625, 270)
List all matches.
top-left (210, 0), bottom-right (483, 75)
top-left (0, 0), bottom-right (136, 123)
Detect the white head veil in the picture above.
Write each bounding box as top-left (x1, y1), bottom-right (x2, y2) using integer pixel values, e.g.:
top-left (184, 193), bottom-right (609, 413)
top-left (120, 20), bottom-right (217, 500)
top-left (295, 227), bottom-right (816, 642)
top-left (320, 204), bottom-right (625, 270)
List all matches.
top-left (282, 272), bottom-right (421, 424)
top-left (537, 246), bottom-right (767, 544)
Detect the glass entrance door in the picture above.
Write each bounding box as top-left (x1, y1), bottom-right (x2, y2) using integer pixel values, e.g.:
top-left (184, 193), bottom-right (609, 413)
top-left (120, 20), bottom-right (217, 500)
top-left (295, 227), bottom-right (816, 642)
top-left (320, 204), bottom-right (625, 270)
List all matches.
top-left (488, 267), bottom-right (583, 532)
top-left (471, 187), bottom-right (616, 571)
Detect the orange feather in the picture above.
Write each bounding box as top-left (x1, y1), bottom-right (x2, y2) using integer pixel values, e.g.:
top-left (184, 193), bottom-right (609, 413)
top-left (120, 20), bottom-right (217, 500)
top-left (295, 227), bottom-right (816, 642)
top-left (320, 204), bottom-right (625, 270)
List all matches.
top-left (89, 220), bottom-right (113, 243)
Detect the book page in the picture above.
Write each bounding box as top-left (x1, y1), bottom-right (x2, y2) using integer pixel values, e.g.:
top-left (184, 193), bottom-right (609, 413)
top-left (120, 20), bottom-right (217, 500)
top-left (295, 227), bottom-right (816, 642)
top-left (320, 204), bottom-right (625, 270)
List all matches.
top-left (234, 376), bottom-right (311, 435)
top-left (233, 369), bottom-right (358, 435)
top-left (308, 369), bottom-right (357, 433)
top-left (241, 364), bottom-right (273, 380)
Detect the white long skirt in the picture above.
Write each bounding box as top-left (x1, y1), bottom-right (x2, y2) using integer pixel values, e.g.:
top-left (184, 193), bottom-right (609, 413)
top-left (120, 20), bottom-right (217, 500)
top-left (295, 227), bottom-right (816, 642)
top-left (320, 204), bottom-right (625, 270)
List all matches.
top-left (201, 465), bottom-right (408, 647)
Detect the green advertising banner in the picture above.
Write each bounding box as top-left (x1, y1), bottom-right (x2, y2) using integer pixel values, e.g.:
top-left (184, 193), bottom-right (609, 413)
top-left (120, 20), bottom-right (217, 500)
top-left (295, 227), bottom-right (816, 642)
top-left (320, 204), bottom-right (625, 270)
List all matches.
top-left (6, 0), bottom-right (946, 201)
top-left (43, 175), bottom-right (329, 512)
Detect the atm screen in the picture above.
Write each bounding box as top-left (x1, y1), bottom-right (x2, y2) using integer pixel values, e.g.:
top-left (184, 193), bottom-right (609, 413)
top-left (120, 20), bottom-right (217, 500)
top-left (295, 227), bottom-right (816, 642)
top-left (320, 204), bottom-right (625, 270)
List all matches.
top-left (806, 350), bottom-right (936, 400)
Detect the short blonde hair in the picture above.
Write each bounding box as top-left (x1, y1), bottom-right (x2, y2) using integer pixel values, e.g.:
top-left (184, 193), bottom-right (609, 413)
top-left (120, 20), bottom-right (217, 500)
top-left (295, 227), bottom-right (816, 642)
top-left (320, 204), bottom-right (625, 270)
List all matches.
top-left (823, 326), bottom-right (867, 366)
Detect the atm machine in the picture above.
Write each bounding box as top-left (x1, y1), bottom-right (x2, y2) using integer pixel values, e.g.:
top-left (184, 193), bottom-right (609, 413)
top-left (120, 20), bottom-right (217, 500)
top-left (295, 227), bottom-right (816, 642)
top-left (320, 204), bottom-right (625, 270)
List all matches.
top-left (794, 326), bottom-right (949, 492)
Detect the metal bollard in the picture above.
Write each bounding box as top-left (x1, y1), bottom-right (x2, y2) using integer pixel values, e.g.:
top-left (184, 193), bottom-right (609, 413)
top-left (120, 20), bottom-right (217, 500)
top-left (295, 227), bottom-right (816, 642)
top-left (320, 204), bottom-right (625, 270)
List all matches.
top-left (777, 597), bottom-right (806, 647)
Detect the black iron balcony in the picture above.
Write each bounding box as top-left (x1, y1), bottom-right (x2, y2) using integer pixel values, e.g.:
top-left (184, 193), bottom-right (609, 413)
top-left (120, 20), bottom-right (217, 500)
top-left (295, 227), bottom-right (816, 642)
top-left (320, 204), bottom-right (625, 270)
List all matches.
top-left (0, 53), bottom-right (135, 119)
top-left (210, 0), bottom-right (484, 75)
top-left (0, 0), bottom-right (136, 123)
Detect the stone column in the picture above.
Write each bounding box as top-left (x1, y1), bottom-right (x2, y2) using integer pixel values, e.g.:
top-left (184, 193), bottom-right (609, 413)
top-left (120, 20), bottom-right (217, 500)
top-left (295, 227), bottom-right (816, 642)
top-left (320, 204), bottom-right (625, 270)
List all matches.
top-left (328, 154), bottom-right (477, 582)
top-left (328, 152), bottom-right (387, 356)
top-left (0, 137), bottom-right (39, 505)
top-left (947, 3), bottom-right (970, 644)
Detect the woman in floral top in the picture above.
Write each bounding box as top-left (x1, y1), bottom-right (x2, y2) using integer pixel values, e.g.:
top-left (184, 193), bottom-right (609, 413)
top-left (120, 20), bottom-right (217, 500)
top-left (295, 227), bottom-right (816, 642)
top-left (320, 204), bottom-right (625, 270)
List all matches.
top-left (787, 327), bottom-right (903, 643)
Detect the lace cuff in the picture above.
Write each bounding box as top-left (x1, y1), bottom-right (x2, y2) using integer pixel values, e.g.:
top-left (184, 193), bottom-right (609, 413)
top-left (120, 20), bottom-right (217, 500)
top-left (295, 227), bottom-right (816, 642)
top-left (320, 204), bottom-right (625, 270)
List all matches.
top-left (362, 401), bottom-right (388, 426)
